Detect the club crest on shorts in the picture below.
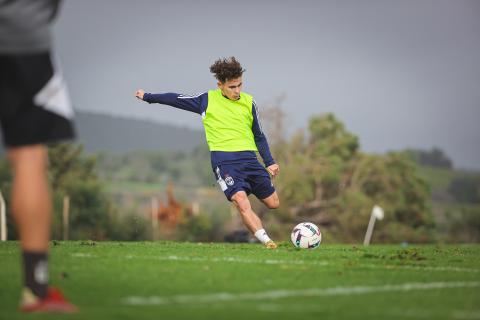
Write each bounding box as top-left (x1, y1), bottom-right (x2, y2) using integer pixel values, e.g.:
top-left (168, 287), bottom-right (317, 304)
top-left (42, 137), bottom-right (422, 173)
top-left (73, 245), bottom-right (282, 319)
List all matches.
top-left (225, 175), bottom-right (235, 186)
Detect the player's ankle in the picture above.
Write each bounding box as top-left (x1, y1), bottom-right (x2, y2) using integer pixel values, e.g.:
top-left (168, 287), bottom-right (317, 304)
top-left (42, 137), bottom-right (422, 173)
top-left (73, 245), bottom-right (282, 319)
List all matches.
top-left (254, 228), bottom-right (272, 244)
top-left (22, 251), bottom-right (49, 299)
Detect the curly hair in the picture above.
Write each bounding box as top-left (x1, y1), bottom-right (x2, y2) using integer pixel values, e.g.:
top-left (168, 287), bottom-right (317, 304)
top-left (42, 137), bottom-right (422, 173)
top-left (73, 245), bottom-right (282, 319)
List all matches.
top-left (209, 57), bottom-right (245, 83)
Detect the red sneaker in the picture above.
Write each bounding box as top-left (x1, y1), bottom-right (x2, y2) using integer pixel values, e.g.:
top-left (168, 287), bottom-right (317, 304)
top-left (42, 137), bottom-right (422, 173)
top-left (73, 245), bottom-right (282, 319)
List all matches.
top-left (19, 287), bottom-right (78, 313)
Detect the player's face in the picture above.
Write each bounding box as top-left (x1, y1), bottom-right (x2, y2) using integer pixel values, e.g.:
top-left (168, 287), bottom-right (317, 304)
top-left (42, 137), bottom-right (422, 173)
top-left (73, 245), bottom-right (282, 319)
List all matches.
top-left (219, 77), bottom-right (242, 100)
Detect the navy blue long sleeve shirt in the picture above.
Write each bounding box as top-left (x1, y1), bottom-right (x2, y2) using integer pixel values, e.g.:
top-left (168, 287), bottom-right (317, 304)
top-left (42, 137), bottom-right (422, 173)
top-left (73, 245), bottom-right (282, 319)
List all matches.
top-left (143, 91), bottom-right (276, 168)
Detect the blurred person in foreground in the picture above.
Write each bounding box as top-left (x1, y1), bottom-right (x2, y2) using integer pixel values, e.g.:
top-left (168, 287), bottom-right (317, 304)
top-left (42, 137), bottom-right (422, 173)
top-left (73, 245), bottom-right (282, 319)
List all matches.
top-left (0, 0), bottom-right (77, 313)
top-left (135, 57), bottom-right (280, 249)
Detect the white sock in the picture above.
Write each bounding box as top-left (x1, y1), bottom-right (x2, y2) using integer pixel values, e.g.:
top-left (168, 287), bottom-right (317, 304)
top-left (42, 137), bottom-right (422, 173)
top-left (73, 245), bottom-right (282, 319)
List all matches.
top-left (254, 229), bottom-right (272, 244)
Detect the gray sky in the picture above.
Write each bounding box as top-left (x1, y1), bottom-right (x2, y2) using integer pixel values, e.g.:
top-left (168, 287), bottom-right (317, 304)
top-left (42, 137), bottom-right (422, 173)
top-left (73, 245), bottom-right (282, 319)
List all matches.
top-left (53, 0), bottom-right (480, 169)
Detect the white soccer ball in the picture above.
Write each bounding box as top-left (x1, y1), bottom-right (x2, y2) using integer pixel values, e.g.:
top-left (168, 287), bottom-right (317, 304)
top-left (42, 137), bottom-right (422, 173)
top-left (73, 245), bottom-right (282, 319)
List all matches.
top-left (290, 222), bottom-right (322, 249)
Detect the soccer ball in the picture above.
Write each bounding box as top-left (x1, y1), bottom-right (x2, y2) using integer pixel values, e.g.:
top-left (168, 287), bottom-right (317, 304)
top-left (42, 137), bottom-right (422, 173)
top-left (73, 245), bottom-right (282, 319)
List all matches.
top-left (290, 222), bottom-right (322, 249)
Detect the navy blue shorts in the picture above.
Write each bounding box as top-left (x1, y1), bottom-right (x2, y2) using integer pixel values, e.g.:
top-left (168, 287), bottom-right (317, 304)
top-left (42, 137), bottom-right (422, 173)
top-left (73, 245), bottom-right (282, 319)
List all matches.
top-left (213, 160), bottom-right (275, 201)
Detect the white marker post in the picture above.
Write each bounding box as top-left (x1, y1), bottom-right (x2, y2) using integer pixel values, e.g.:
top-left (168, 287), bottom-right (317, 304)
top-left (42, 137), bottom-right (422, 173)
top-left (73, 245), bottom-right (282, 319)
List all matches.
top-left (0, 191), bottom-right (6, 241)
top-left (363, 205), bottom-right (384, 246)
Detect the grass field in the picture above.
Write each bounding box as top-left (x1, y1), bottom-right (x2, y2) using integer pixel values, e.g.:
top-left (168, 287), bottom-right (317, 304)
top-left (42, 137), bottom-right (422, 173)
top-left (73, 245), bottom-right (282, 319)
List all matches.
top-left (1, 242), bottom-right (479, 320)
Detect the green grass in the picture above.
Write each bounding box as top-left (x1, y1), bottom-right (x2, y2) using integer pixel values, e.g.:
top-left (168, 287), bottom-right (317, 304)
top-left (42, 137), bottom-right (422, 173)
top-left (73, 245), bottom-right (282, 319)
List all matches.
top-left (1, 242), bottom-right (479, 320)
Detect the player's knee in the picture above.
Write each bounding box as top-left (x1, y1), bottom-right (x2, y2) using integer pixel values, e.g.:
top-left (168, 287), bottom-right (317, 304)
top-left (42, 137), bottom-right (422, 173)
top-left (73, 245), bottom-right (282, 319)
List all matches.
top-left (267, 197), bottom-right (280, 209)
top-left (272, 199), bottom-right (280, 209)
top-left (264, 193), bottom-right (280, 209)
top-left (232, 192), bottom-right (250, 212)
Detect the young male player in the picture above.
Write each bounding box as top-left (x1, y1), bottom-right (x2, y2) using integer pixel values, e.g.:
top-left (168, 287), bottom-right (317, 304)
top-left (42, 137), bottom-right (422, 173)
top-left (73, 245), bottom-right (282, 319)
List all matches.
top-left (135, 57), bottom-right (280, 249)
top-left (0, 0), bottom-right (77, 312)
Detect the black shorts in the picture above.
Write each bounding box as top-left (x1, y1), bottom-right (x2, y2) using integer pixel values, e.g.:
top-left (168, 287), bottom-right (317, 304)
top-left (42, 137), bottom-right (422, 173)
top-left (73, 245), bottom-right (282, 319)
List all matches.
top-left (0, 52), bottom-right (75, 148)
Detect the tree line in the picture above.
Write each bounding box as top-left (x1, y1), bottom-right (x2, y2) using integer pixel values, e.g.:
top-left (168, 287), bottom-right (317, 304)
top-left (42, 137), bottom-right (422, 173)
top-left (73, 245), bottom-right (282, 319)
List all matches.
top-left (0, 111), bottom-right (478, 243)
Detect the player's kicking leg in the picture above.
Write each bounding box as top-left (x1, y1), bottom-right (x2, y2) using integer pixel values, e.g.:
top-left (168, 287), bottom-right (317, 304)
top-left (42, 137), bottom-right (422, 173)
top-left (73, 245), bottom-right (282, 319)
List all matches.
top-left (231, 191), bottom-right (277, 249)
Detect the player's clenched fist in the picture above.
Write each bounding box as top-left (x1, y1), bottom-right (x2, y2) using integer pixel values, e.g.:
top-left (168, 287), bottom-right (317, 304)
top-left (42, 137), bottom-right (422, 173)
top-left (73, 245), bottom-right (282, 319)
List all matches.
top-left (267, 164), bottom-right (280, 177)
top-left (135, 89), bottom-right (145, 100)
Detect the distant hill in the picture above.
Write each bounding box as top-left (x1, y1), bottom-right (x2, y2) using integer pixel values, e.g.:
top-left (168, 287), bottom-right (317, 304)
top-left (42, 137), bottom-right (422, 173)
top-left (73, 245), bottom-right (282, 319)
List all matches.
top-left (0, 111), bottom-right (205, 154)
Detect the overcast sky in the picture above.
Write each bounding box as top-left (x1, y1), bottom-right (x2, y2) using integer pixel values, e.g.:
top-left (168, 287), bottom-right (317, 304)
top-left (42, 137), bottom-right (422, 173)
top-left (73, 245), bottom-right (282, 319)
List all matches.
top-left (53, 0), bottom-right (480, 169)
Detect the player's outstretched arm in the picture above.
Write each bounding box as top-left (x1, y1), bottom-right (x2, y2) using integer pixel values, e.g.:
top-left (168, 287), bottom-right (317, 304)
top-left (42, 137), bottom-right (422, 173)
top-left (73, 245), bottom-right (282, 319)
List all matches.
top-left (133, 89), bottom-right (207, 115)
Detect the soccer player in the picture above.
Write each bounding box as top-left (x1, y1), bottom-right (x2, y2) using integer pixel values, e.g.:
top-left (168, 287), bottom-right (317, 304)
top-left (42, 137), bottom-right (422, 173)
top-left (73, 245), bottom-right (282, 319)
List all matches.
top-left (135, 57), bottom-right (280, 249)
top-left (0, 0), bottom-right (77, 313)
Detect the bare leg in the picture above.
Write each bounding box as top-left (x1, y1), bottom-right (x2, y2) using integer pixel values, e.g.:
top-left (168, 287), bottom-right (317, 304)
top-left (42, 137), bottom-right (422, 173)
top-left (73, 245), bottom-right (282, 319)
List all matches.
top-left (8, 145), bottom-right (51, 252)
top-left (231, 191), bottom-right (276, 248)
top-left (231, 191), bottom-right (263, 234)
